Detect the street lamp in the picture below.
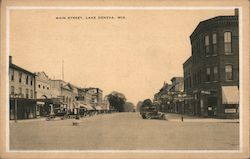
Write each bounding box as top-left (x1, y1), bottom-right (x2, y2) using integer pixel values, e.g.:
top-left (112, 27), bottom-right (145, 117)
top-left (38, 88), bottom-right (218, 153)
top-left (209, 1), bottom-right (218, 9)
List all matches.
top-left (10, 93), bottom-right (22, 123)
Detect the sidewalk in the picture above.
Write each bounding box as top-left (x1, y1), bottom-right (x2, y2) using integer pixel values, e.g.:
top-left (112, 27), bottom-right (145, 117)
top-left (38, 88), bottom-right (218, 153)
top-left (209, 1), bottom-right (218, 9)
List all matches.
top-left (165, 113), bottom-right (239, 123)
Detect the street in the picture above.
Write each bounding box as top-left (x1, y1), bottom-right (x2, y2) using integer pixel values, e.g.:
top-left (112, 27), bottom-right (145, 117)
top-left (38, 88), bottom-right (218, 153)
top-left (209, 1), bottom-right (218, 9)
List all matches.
top-left (10, 112), bottom-right (239, 150)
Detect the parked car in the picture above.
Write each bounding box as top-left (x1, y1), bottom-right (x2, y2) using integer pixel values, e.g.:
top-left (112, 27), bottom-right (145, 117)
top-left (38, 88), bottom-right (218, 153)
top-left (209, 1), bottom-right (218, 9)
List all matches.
top-left (140, 105), bottom-right (167, 120)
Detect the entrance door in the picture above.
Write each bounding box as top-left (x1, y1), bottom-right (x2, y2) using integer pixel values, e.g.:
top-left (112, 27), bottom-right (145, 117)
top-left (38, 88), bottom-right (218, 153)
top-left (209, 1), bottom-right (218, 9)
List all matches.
top-left (207, 97), bottom-right (218, 117)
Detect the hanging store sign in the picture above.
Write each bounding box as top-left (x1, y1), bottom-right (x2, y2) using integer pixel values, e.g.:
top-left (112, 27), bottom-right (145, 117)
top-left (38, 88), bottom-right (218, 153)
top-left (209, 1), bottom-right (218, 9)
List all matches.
top-left (225, 108), bottom-right (237, 113)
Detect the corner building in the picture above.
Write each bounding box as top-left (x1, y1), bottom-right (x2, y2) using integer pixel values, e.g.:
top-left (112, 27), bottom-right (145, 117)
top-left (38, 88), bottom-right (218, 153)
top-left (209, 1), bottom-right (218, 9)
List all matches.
top-left (183, 11), bottom-right (239, 118)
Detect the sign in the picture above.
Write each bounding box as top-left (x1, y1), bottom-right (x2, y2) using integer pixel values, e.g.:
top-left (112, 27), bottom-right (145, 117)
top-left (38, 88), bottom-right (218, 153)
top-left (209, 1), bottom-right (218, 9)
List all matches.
top-left (208, 106), bottom-right (212, 111)
top-left (201, 90), bottom-right (211, 95)
top-left (37, 101), bottom-right (45, 105)
top-left (225, 108), bottom-right (237, 113)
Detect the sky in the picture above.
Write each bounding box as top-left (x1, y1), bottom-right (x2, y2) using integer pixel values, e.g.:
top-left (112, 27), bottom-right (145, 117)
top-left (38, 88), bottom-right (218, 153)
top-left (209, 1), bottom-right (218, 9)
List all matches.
top-left (9, 9), bottom-right (235, 104)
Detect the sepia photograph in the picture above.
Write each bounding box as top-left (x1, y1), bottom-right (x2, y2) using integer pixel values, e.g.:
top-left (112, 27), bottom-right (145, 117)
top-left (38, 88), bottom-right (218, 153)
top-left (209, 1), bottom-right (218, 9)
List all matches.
top-left (0, 0), bottom-right (249, 159)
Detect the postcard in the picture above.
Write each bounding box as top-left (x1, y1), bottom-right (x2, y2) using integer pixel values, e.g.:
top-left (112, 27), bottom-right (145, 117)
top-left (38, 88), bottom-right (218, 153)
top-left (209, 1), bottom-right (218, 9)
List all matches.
top-left (0, 0), bottom-right (249, 158)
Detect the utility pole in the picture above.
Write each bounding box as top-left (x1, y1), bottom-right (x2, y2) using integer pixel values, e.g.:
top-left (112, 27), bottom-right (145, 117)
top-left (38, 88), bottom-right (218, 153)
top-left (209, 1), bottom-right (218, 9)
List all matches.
top-left (62, 59), bottom-right (64, 80)
top-left (14, 97), bottom-right (17, 123)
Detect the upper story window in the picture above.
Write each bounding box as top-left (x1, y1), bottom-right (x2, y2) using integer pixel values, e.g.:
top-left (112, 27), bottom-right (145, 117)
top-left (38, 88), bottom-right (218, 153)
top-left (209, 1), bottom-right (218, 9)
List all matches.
top-left (225, 65), bottom-right (233, 81)
top-left (212, 33), bottom-right (217, 55)
top-left (19, 87), bottom-right (23, 97)
top-left (224, 32), bottom-right (232, 54)
top-left (26, 75), bottom-right (29, 85)
top-left (206, 67), bottom-right (211, 82)
top-left (30, 90), bottom-right (33, 99)
top-left (205, 35), bottom-right (210, 55)
top-left (38, 84), bottom-right (41, 88)
top-left (213, 66), bottom-right (218, 81)
top-left (10, 86), bottom-right (14, 95)
top-left (26, 89), bottom-right (29, 98)
top-left (30, 80), bottom-right (33, 86)
top-left (19, 72), bottom-right (22, 83)
top-left (10, 69), bottom-right (14, 81)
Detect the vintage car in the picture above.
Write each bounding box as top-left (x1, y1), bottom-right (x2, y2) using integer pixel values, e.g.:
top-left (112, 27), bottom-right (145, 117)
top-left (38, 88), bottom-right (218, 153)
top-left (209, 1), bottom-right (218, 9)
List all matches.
top-left (140, 106), bottom-right (167, 120)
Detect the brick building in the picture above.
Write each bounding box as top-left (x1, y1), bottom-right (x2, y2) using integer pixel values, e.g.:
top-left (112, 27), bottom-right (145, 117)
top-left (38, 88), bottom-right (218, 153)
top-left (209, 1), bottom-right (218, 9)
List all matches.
top-left (9, 56), bottom-right (37, 119)
top-left (183, 10), bottom-right (239, 118)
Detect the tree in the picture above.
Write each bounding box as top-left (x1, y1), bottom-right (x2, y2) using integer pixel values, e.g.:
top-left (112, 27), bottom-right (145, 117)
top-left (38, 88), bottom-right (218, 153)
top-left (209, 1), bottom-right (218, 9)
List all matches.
top-left (123, 102), bottom-right (135, 112)
top-left (107, 91), bottom-right (126, 112)
top-left (141, 99), bottom-right (153, 108)
top-left (136, 101), bottom-right (143, 112)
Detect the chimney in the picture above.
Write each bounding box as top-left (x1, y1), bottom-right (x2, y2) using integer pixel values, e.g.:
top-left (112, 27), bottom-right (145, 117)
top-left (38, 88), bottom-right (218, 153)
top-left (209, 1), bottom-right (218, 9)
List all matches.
top-left (234, 8), bottom-right (239, 16)
top-left (9, 56), bottom-right (12, 64)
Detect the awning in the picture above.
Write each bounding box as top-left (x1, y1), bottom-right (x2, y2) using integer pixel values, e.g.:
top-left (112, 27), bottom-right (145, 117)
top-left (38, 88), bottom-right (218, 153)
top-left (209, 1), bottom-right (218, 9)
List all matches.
top-left (222, 86), bottom-right (239, 104)
top-left (95, 106), bottom-right (102, 110)
top-left (82, 104), bottom-right (95, 110)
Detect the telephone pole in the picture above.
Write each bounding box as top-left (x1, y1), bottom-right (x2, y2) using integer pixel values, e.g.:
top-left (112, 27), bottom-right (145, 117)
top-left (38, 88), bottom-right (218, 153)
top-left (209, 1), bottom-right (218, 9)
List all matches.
top-left (62, 60), bottom-right (64, 80)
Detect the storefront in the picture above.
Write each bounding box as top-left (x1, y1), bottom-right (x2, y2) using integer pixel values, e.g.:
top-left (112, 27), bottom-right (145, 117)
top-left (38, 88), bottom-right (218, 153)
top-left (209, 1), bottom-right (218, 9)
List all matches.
top-left (221, 86), bottom-right (239, 118)
top-left (9, 98), bottom-right (37, 120)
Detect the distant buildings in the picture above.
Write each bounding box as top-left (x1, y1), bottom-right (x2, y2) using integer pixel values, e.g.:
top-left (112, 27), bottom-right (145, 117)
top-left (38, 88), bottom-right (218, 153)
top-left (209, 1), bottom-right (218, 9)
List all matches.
top-left (9, 56), bottom-right (105, 119)
top-left (35, 72), bottom-right (52, 99)
top-left (183, 10), bottom-right (239, 118)
top-left (154, 77), bottom-right (184, 113)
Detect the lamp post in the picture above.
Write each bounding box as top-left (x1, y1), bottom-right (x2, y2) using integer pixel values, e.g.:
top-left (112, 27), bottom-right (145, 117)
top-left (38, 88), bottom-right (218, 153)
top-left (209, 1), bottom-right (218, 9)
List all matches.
top-left (11, 93), bottom-right (21, 123)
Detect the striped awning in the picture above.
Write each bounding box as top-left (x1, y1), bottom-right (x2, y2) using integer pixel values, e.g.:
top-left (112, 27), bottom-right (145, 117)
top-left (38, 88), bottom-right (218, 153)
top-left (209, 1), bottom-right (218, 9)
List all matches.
top-left (222, 86), bottom-right (239, 104)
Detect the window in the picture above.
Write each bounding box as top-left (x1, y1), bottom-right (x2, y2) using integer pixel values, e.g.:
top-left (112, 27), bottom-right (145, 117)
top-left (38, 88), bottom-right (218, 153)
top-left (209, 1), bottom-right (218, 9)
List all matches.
top-left (206, 67), bottom-right (211, 82)
top-left (205, 35), bottom-right (210, 55)
top-left (224, 32), bottom-right (232, 54)
top-left (200, 70), bottom-right (202, 83)
top-left (19, 87), bottom-right (22, 97)
top-left (212, 33), bottom-right (217, 55)
top-left (10, 86), bottom-right (14, 95)
top-left (43, 86), bottom-right (45, 89)
top-left (38, 84), bottom-right (41, 88)
top-left (31, 80), bottom-right (33, 86)
top-left (19, 72), bottom-right (22, 83)
top-left (225, 65), bottom-right (233, 80)
top-left (10, 69), bottom-right (14, 81)
top-left (213, 66), bottom-right (218, 81)
top-left (47, 87), bottom-right (49, 90)
top-left (30, 90), bottom-right (33, 99)
top-left (26, 75), bottom-right (29, 84)
top-left (26, 89), bottom-right (29, 98)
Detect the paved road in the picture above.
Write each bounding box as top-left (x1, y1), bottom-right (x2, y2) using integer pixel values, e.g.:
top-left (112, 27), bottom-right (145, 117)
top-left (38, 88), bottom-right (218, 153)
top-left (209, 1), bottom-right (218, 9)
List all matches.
top-left (10, 112), bottom-right (239, 150)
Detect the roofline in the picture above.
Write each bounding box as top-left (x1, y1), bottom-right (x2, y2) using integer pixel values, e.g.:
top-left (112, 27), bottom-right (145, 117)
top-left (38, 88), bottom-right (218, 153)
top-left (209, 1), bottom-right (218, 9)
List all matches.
top-left (190, 15), bottom-right (238, 40)
top-left (9, 63), bottom-right (35, 76)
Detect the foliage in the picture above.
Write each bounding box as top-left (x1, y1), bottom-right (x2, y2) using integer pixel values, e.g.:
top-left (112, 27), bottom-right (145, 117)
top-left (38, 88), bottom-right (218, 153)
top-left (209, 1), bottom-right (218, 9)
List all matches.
top-left (123, 102), bottom-right (135, 112)
top-left (107, 91), bottom-right (126, 112)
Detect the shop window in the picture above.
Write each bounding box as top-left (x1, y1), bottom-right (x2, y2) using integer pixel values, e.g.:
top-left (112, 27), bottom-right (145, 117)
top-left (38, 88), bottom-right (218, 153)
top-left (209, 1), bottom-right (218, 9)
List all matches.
top-left (224, 32), bottom-right (232, 54)
top-left (225, 65), bottom-right (233, 81)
